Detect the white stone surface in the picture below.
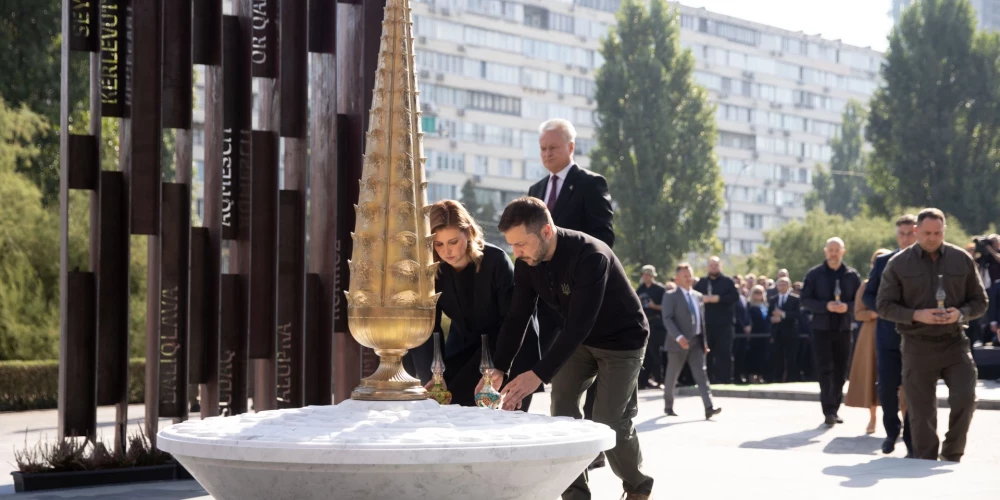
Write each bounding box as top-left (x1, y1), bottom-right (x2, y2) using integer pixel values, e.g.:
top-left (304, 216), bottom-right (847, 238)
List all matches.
top-left (157, 400), bottom-right (615, 500)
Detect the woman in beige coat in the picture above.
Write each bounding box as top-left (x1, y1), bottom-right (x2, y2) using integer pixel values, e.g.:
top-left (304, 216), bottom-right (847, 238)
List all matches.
top-left (845, 248), bottom-right (892, 434)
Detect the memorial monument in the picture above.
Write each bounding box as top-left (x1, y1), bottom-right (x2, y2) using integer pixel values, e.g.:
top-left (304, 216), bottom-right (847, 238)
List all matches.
top-left (157, 1), bottom-right (614, 498)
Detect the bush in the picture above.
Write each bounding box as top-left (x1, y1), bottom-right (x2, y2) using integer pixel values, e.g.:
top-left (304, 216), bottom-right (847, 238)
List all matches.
top-left (0, 358), bottom-right (146, 412)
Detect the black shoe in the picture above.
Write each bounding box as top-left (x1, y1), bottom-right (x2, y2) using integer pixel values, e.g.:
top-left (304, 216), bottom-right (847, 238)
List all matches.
top-left (705, 407), bottom-right (722, 420)
top-left (588, 452), bottom-right (606, 470)
top-left (834, 415), bottom-right (844, 424)
top-left (665, 408), bottom-right (678, 416)
top-left (882, 436), bottom-right (897, 454)
top-left (825, 415), bottom-right (836, 426)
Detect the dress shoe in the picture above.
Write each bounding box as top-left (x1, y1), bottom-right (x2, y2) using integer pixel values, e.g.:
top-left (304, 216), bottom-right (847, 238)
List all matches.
top-left (882, 436), bottom-right (897, 454)
top-left (588, 452), bottom-right (606, 470)
top-left (834, 415), bottom-right (844, 424)
top-left (705, 407), bottom-right (722, 420)
top-left (824, 415), bottom-right (836, 426)
top-left (664, 408), bottom-right (678, 416)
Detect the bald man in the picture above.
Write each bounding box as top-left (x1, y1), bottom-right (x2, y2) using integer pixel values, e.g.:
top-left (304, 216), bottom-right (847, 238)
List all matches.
top-left (800, 237), bottom-right (862, 425)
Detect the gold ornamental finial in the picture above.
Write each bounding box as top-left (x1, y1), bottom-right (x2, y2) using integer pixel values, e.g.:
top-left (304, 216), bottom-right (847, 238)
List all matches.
top-left (346, 0), bottom-right (440, 401)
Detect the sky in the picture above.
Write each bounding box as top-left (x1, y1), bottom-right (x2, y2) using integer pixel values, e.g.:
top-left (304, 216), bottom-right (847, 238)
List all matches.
top-left (676, 0), bottom-right (895, 53)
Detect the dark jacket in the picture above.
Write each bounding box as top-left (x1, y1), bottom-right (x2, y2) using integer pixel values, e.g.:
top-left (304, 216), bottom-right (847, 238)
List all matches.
top-left (800, 262), bottom-right (862, 332)
top-left (877, 242), bottom-right (988, 337)
top-left (412, 244), bottom-right (542, 406)
top-left (748, 303), bottom-right (771, 335)
top-left (733, 295), bottom-right (751, 331)
top-left (493, 228), bottom-right (649, 383)
top-left (528, 164), bottom-right (615, 248)
top-left (692, 274), bottom-right (740, 327)
top-left (863, 249), bottom-right (903, 350)
top-left (767, 293), bottom-right (801, 339)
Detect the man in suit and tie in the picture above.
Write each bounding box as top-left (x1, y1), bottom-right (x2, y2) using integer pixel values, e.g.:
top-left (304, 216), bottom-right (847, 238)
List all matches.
top-left (528, 118), bottom-right (615, 470)
top-left (863, 214), bottom-right (917, 456)
top-left (661, 263), bottom-right (722, 420)
top-left (768, 277), bottom-right (802, 382)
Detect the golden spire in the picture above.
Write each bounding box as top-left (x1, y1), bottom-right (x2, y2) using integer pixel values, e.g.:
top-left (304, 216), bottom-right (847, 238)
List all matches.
top-left (346, 0), bottom-right (440, 401)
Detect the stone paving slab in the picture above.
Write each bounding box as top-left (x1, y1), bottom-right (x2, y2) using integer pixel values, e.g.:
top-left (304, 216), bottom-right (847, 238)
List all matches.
top-left (679, 379), bottom-right (1000, 409)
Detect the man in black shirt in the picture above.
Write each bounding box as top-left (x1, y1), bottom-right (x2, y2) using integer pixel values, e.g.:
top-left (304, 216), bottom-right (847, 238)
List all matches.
top-left (637, 265), bottom-right (667, 388)
top-left (692, 257), bottom-right (740, 384)
top-left (800, 237), bottom-right (862, 425)
top-left (483, 197), bottom-right (653, 500)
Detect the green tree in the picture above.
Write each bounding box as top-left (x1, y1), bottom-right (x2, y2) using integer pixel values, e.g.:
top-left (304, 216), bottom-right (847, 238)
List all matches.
top-left (806, 100), bottom-right (871, 219)
top-left (752, 210), bottom-right (971, 283)
top-left (867, 0), bottom-right (1000, 232)
top-left (459, 179), bottom-right (497, 224)
top-left (1, 0), bottom-right (89, 203)
top-left (591, 0), bottom-right (723, 272)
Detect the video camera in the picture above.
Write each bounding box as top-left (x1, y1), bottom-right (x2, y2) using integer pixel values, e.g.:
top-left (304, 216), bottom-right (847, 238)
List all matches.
top-left (972, 236), bottom-right (994, 267)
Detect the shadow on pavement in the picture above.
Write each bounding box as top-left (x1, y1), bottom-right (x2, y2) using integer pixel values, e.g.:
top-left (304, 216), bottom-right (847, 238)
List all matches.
top-left (739, 425), bottom-right (831, 451)
top-left (822, 457), bottom-right (952, 487)
top-left (1, 481), bottom-right (207, 499)
top-left (636, 417), bottom-right (708, 432)
top-left (822, 435), bottom-right (884, 455)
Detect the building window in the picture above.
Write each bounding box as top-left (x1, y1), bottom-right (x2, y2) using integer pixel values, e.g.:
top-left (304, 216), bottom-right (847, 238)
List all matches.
top-left (192, 127), bottom-right (204, 146)
top-left (474, 155), bottom-right (489, 175)
top-left (498, 159), bottom-right (513, 177)
top-left (427, 182), bottom-right (457, 203)
top-left (523, 5), bottom-right (548, 29)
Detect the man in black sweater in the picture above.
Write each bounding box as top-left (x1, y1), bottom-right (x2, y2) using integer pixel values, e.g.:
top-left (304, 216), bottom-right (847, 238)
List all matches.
top-left (800, 237), bottom-right (862, 426)
top-left (693, 257), bottom-right (740, 384)
top-left (483, 197), bottom-right (653, 500)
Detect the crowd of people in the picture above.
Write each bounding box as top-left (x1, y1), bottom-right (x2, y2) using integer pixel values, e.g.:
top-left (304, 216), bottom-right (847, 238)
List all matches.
top-left (402, 117), bottom-right (992, 500)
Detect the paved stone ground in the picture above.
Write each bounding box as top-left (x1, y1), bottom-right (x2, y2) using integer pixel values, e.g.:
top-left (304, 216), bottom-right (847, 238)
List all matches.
top-left (3, 391), bottom-right (999, 499)
top-left (679, 379), bottom-right (1000, 409)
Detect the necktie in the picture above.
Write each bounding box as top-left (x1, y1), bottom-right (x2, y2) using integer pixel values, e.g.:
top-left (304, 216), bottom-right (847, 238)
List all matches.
top-left (779, 295), bottom-right (784, 308)
top-left (686, 293), bottom-right (698, 328)
top-left (546, 175), bottom-right (559, 213)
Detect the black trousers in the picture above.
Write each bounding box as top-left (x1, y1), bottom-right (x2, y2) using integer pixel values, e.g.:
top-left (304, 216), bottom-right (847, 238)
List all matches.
top-left (771, 331), bottom-right (800, 382)
top-left (638, 321), bottom-right (666, 386)
top-left (877, 341), bottom-right (911, 451)
top-left (706, 324), bottom-right (734, 384)
top-left (813, 330), bottom-right (852, 417)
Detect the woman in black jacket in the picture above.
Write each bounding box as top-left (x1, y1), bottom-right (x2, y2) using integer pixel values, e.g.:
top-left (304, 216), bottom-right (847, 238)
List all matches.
top-left (408, 200), bottom-right (541, 409)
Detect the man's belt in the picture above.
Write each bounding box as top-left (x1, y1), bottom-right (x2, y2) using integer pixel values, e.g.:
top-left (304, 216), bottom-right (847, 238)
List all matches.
top-left (906, 333), bottom-right (963, 342)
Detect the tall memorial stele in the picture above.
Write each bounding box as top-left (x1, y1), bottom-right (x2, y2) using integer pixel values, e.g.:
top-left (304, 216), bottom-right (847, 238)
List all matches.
top-left (344, 0), bottom-right (440, 401)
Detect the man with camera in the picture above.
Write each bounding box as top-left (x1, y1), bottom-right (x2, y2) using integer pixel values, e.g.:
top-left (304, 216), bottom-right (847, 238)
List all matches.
top-left (877, 209), bottom-right (988, 462)
top-left (973, 235), bottom-right (1000, 344)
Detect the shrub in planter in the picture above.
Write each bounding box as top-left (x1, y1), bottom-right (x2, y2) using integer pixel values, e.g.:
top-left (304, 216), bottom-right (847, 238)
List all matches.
top-left (11, 428), bottom-right (182, 492)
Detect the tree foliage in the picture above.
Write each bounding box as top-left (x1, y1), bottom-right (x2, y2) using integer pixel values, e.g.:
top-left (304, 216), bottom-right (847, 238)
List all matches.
top-left (459, 179), bottom-right (497, 225)
top-left (806, 100), bottom-right (871, 219)
top-left (867, 0), bottom-right (1000, 232)
top-left (591, 0), bottom-right (724, 272)
top-left (751, 210), bottom-right (971, 283)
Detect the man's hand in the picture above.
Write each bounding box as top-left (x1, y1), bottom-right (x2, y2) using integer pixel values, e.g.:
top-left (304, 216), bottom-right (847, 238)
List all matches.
top-left (474, 369), bottom-right (503, 394)
top-left (744, 325), bottom-right (751, 334)
top-left (704, 295), bottom-right (720, 304)
top-left (770, 313), bottom-right (782, 324)
top-left (827, 301), bottom-right (848, 314)
top-left (940, 307), bottom-right (962, 324)
top-left (913, 309), bottom-right (948, 324)
top-left (499, 371), bottom-right (541, 411)
top-left (991, 321), bottom-right (998, 333)
top-left (677, 337), bottom-right (690, 350)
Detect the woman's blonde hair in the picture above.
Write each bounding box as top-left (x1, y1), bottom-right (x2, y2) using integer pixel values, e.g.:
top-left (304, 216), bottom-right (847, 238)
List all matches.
top-left (749, 285), bottom-right (767, 305)
top-left (871, 248), bottom-right (892, 268)
top-left (429, 200), bottom-right (486, 272)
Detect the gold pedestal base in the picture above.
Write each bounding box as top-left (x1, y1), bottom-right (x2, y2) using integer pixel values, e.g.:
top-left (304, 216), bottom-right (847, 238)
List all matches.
top-left (350, 350), bottom-right (428, 401)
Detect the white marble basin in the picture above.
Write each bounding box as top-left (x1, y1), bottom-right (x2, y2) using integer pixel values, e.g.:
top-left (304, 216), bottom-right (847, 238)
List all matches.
top-left (158, 399), bottom-right (615, 500)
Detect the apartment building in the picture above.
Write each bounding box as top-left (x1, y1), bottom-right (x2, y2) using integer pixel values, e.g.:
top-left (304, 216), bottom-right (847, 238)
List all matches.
top-left (188, 0), bottom-right (882, 255)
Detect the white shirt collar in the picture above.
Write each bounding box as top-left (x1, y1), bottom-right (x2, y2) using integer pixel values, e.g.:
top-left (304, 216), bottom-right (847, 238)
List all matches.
top-left (550, 163), bottom-right (573, 181)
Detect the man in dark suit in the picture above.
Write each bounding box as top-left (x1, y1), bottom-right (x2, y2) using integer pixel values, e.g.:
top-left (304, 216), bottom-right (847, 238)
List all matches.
top-left (863, 214), bottom-right (917, 456)
top-left (486, 197), bottom-right (653, 500)
top-left (800, 237), bottom-right (862, 426)
top-left (692, 257), bottom-right (740, 384)
top-left (768, 277), bottom-right (801, 382)
top-left (528, 118), bottom-right (615, 470)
